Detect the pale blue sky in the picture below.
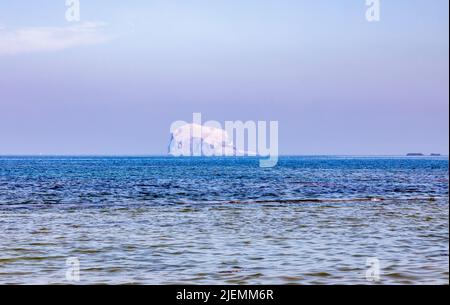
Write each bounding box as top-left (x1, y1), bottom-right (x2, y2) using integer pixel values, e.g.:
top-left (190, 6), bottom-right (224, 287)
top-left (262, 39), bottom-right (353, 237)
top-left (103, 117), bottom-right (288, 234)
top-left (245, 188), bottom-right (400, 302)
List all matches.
top-left (0, 0), bottom-right (448, 155)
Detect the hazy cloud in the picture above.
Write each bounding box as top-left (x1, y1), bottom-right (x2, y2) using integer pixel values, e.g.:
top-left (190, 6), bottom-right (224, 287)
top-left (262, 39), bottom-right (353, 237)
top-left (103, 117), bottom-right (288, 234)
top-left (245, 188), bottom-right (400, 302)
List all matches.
top-left (0, 22), bottom-right (111, 55)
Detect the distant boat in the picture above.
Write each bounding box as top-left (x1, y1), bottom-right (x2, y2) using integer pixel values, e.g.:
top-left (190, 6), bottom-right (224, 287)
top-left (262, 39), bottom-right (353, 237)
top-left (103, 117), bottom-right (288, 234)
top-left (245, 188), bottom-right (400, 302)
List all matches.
top-left (407, 153), bottom-right (424, 156)
top-left (430, 153), bottom-right (442, 156)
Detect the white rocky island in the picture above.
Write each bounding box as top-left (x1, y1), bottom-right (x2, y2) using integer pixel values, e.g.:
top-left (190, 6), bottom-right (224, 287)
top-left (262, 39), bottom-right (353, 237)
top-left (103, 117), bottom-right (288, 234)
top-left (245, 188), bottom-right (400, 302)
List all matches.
top-left (168, 116), bottom-right (278, 167)
top-left (168, 123), bottom-right (240, 157)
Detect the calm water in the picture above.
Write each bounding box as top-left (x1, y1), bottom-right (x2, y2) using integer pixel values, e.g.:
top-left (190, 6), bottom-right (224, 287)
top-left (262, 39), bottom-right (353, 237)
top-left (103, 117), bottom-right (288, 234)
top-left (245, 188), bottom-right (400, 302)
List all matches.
top-left (0, 156), bottom-right (448, 284)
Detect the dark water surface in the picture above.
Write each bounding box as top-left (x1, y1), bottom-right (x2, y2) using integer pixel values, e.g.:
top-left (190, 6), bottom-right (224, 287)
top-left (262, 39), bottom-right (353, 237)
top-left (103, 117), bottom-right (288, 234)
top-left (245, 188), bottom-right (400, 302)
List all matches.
top-left (0, 156), bottom-right (448, 284)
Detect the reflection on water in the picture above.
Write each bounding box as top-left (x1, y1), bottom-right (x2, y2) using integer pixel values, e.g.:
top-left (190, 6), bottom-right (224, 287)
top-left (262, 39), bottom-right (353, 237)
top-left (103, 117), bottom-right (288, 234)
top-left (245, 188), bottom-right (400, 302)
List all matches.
top-left (0, 156), bottom-right (448, 284)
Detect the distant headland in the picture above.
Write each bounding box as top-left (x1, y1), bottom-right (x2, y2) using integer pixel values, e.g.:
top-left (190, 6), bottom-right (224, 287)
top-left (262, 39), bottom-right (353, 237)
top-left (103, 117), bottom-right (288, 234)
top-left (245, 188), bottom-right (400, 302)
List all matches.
top-left (407, 153), bottom-right (442, 157)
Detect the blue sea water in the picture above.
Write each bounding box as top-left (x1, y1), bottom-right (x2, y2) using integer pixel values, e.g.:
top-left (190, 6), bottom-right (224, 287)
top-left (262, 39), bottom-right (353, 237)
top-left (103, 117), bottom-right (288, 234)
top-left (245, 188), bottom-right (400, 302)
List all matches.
top-left (0, 156), bottom-right (448, 284)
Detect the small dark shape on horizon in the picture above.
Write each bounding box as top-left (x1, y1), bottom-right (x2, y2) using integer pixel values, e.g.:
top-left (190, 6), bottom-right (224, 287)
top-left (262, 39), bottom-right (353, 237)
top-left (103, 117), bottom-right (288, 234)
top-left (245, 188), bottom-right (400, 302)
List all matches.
top-left (407, 153), bottom-right (425, 156)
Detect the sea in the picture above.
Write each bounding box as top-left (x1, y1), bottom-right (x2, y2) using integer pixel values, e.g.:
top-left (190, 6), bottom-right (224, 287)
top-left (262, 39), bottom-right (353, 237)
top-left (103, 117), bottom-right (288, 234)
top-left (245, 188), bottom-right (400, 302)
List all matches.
top-left (0, 156), bottom-right (448, 284)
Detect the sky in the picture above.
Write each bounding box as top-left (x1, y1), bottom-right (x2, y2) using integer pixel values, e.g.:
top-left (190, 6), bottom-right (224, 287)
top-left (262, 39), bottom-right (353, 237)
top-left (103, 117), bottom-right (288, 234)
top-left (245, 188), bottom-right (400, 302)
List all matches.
top-left (0, 0), bottom-right (448, 155)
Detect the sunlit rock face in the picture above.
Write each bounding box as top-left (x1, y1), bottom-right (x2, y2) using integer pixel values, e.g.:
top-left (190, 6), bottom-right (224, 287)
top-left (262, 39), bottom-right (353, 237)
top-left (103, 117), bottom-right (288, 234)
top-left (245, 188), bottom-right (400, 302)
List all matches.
top-left (168, 124), bottom-right (237, 156)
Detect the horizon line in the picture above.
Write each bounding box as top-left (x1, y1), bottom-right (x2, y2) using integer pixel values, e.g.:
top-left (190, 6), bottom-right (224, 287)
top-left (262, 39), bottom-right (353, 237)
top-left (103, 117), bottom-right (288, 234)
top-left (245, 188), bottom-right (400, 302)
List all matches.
top-left (0, 154), bottom-right (448, 158)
